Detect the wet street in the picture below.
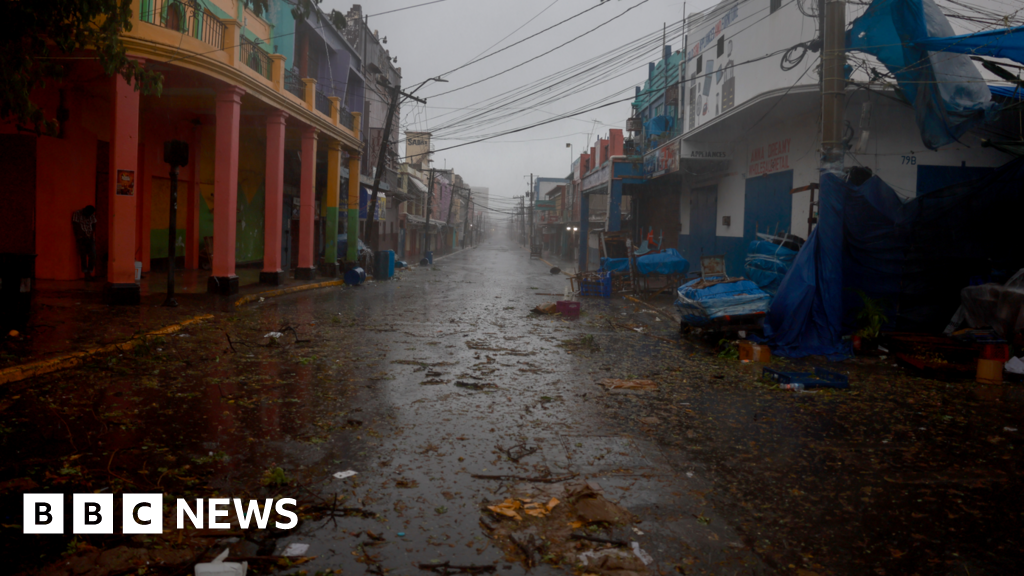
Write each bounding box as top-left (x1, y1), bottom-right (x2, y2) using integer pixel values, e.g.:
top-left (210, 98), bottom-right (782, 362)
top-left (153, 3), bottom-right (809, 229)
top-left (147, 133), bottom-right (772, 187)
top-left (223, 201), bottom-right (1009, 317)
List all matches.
top-left (3, 234), bottom-right (1023, 576)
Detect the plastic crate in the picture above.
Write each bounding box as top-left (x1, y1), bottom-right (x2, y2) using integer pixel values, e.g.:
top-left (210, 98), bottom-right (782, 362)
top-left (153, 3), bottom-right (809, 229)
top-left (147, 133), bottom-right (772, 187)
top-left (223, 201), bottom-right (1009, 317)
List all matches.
top-left (556, 300), bottom-right (580, 318)
top-left (762, 367), bottom-right (850, 389)
top-left (579, 272), bottom-right (612, 298)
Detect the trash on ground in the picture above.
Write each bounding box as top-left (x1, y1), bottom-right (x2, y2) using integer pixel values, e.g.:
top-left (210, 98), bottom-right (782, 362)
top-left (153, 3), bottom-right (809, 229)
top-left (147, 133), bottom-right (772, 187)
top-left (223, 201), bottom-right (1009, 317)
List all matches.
top-left (578, 547), bottom-right (647, 572)
top-left (571, 484), bottom-right (635, 524)
top-left (550, 266), bottom-right (561, 274)
top-left (762, 367), bottom-right (850, 390)
top-left (631, 541), bottom-right (654, 565)
top-left (739, 340), bottom-right (771, 363)
top-left (533, 302), bottom-right (558, 314)
top-left (1005, 356), bottom-right (1024, 375)
top-left (264, 332), bottom-right (283, 339)
top-left (976, 358), bottom-right (1004, 384)
top-left (599, 378), bottom-right (657, 392)
top-left (281, 543), bottom-right (309, 557)
top-left (195, 548), bottom-right (247, 576)
top-left (333, 470), bottom-right (358, 480)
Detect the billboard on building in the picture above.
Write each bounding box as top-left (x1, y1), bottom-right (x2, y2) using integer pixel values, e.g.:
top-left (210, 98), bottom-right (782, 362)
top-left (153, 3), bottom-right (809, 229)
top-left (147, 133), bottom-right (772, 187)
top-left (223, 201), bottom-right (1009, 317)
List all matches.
top-left (683, 0), bottom-right (819, 134)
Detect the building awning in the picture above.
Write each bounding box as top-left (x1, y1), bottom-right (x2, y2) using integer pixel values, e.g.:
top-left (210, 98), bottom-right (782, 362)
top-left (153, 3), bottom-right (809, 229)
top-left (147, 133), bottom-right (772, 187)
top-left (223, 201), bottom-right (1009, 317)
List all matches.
top-left (405, 214), bottom-right (443, 231)
top-left (408, 177), bottom-right (428, 193)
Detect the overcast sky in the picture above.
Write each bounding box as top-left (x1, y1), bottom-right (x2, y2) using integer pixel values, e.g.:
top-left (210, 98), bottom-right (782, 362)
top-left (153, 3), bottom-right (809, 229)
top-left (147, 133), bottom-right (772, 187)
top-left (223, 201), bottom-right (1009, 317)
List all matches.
top-left (319, 0), bottom-right (713, 215)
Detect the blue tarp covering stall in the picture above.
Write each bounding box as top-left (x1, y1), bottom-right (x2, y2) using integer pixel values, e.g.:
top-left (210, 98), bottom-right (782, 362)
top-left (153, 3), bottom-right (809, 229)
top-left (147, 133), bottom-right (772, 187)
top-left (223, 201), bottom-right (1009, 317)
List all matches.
top-left (675, 279), bottom-right (770, 327)
top-left (600, 249), bottom-right (690, 276)
top-left (765, 158), bottom-right (1024, 358)
top-left (745, 240), bottom-right (798, 296)
top-left (846, 0), bottom-right (999, 149)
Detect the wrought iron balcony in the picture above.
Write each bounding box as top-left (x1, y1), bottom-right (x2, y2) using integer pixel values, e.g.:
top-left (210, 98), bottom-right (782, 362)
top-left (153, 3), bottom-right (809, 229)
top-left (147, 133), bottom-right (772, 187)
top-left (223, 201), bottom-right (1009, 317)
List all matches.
top-left (139, 0), bottom-right (225, 50)
top-left (239, 35), bottom-right (272, 80)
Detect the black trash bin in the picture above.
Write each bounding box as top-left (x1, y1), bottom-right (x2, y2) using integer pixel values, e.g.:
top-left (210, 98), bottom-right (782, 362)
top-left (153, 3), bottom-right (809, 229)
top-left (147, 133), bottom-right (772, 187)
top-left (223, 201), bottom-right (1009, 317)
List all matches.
top-left (0, 253), bottom-right (36, 332)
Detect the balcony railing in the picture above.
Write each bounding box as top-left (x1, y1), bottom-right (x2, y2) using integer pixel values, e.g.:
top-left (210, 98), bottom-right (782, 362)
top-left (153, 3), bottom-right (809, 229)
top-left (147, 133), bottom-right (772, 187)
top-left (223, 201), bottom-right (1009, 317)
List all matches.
top-left (239, 35), bottom-right (272, 80)
top-left (314, 90), bottom-right (332, 116)
top-left (284, 69), bottom-right (304, 100)
top-left (139, 0), bottom-right (225, 50)
top-left (339, 108), bottom-right (354, 130)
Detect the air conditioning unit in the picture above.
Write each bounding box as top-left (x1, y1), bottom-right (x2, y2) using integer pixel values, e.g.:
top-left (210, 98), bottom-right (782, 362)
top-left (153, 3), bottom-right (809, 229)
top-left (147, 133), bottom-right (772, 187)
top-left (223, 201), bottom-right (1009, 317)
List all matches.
top-left (626, 117), bottom-right (642, 133)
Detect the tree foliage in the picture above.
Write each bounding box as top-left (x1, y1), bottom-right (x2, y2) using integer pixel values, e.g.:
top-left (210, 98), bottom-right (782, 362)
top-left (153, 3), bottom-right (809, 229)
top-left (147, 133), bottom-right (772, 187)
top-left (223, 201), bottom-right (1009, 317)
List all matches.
top-left (0, 0), bottom-right (163, 135)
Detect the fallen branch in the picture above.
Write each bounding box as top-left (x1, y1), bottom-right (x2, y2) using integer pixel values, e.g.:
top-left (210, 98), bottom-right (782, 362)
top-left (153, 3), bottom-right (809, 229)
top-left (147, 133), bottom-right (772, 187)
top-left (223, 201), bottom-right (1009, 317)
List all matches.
top-left (279, 326), bottom-right (310, 343)
top-left (570, 533), bottom-right (629, 547)
top-left (418, 561), bottom-right (496, 574)
top-left (471, 473), bottom-right (577, 483)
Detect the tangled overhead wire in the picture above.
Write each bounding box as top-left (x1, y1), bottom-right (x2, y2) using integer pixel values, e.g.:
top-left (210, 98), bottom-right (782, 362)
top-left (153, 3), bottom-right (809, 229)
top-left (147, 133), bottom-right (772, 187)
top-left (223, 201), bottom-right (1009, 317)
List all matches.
top-left (781, 38), bottom-right (823, 71)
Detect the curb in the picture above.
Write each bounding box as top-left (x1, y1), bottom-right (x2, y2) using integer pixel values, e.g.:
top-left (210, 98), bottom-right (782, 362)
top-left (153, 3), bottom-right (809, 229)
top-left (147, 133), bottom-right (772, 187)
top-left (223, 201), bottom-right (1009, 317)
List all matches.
top-left (0, 314), bottom-right (215, 386)
top-left (234, 279), bottom-right (347, 307)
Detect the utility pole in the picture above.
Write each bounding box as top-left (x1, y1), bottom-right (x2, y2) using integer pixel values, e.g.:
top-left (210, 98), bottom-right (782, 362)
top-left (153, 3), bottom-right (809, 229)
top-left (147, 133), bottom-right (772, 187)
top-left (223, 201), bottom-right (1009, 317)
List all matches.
top-left (528, 173), bottom-right (534, 250)
top-left (821, 0), bottom-right (846, 172)
top-left (364, 76), bottom-right (443, 247)
top-left (462, 189), bottom-right (472, 249)
top-left (423, 168), bottom-right (435, 260)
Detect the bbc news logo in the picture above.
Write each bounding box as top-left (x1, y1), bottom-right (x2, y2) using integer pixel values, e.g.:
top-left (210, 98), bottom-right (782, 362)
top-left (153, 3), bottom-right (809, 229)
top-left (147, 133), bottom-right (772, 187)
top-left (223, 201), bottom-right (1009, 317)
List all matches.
top-left (23, 494), bottom-right (298, 534)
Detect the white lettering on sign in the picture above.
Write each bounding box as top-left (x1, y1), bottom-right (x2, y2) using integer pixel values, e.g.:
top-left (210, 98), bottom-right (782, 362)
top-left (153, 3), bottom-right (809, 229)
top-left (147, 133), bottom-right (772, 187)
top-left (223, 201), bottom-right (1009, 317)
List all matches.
top-left (748, 138), bottom-right (791, 176)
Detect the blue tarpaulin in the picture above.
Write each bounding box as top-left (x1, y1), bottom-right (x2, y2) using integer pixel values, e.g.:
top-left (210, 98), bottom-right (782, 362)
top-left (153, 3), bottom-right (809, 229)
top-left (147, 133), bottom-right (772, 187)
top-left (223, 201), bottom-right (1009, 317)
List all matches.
top-left (744, 240), bottom-right (798, 296)
top-left (643, 115), bottom-right (674, 136)
top-left (765, 158), bottom-right (1024, 359)
top-left (675, 279), bottom-right (770, 327)
top-left (637, 249), bottom-right (689, 275)
top-left (763, 173), bottom-right (848, 359)
top-left (599, 257), bottom-right (629, 273)
top-left (914, 25), bottom-right (1024, 66)
top-left (846, 0), bottom-right (999, 149)
top-left (600, 249), bottom-right (690, 276)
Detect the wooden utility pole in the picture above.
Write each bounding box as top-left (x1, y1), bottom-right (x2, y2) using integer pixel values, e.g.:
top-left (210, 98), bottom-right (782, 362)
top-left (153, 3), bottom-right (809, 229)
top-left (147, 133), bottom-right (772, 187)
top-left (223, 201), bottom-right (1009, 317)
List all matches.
top-left (821, 0), bottom-right (846, 171)
top-left (462, 189), bottom-right (472, 249)
top-left (424, 168), bottom-right (435, 258)
top-left (364, 78), bottom-right (435, 247)
top-left (364, 81), bottom-right (401, 248)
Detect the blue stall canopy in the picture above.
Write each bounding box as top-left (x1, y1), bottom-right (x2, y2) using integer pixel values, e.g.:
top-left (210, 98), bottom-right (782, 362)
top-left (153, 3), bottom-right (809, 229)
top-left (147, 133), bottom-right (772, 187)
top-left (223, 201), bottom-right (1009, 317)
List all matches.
top-left (676, 279), bottom-right (770, 327)
top-left (846, 0), bottom-right (999, 149)
top-left (914, 25), bottom-right (1024, 66)
top-left (600, 249), bottom-right (690, 276)
top-left (765, 158), bottom-right (1024, 359)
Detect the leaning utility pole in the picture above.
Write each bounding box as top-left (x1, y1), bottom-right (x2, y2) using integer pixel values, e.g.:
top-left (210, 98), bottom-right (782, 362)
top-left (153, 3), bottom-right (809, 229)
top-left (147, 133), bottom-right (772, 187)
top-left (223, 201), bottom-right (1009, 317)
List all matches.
top-left (424, 168), bottom-right (436, 258)
top-left (364, 81), bottom-right (401, 248)
top-left (364, 77), bottom-right (439, 247)
top-left (821, 0), bottom-right (846, 172)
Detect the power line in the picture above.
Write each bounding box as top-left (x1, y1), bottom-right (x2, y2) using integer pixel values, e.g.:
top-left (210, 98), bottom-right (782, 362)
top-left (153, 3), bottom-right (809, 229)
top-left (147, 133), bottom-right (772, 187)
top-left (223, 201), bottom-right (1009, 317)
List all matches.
top-left (425, 0), bottom-right (654, 99)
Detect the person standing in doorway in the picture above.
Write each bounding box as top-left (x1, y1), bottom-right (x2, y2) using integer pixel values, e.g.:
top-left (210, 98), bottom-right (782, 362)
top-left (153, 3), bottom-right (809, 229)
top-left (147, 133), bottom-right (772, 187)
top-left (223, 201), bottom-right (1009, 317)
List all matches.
top-left (72, 205), bottom-right (98, 280)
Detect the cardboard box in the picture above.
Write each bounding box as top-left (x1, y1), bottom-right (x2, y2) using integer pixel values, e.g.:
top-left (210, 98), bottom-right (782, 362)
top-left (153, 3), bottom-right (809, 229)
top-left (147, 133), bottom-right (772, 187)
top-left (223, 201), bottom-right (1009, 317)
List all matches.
top-left (739, 340), bottom-right (771, 363)
top-left (976, 358), bottom-right (1004, 385)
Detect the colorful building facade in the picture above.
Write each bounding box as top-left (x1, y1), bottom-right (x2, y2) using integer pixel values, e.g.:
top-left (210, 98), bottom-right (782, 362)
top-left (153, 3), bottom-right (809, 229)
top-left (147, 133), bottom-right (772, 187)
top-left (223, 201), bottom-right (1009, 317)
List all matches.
top-left (0, 0), bottom-right (363, 303)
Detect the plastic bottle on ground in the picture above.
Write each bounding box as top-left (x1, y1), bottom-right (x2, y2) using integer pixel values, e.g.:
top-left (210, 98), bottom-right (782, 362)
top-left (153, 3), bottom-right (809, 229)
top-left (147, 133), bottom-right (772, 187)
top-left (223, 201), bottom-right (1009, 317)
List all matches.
top-left (780, 383), bottom-right (804, 392)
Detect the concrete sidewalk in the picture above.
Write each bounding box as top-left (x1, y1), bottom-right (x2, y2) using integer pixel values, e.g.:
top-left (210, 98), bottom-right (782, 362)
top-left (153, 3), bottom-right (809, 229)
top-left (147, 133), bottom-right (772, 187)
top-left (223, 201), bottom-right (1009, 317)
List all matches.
top-left (1, 267), bottom-right (354, 379)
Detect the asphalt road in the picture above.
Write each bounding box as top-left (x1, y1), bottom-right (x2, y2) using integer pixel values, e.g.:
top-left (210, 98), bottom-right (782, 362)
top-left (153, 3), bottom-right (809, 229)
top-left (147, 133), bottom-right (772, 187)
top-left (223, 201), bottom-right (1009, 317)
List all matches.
top-left (3, 232), bottom-right (1021, 576)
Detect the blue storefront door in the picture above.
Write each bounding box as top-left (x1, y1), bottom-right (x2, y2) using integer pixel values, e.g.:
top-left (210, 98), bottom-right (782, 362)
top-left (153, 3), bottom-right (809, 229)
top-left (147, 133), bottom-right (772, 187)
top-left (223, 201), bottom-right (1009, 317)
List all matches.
top-left (689, 185), bottom-right (717, 260)
top-left (743, 169), bottom-right (794, 241)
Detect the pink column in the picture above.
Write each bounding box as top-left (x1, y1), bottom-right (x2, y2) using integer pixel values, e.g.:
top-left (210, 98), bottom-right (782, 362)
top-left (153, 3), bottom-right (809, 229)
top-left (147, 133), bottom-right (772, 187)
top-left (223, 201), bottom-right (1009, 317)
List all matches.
top-left (209, 86), bottom-right (244, 295)
top-left (105, 67), bottom-right (141, 304)
top-left (261, 110), bottom-right (288, 285)
top-left (295, 126), bottom-right (318, 280)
